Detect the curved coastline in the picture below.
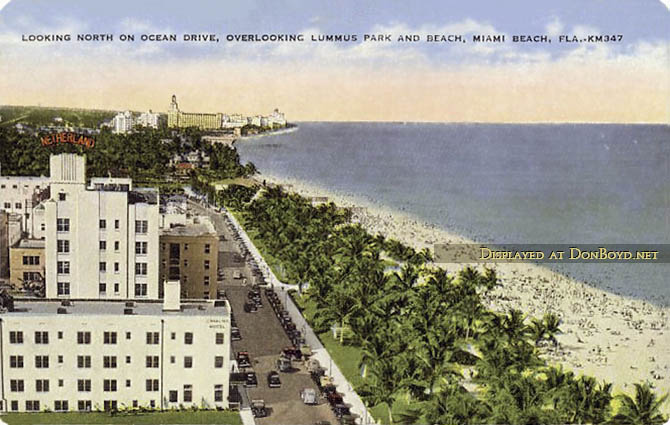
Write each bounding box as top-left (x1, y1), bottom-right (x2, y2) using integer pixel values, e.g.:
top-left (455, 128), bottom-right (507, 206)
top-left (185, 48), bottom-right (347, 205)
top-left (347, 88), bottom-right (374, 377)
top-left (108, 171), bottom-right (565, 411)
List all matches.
top-left (254, 171), bottom-right (670, 408)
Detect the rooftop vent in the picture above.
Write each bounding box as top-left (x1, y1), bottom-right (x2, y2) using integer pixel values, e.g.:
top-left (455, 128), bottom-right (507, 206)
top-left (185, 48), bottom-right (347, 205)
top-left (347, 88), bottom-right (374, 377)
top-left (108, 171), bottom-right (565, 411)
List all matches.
top-left (214, 300), bottom-right (226, 308)
top-left (123, 308), bottom-right (134, 315)
top-left (125, 301), bottom-right (135, 307)
top-left (56, 307), bottom-right (67, 314)
top-left (61, 300), bottom-right (71, 306)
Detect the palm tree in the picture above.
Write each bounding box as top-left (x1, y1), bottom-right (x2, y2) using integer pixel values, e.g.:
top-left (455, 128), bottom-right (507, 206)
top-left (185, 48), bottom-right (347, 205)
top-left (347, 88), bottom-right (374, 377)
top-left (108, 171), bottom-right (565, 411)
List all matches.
top-left (610, 383), bottom-right (668, 425)
top-left (358, 358), bottom-right (400, 425)
top-left (542, 312), bottom-right (562, 348)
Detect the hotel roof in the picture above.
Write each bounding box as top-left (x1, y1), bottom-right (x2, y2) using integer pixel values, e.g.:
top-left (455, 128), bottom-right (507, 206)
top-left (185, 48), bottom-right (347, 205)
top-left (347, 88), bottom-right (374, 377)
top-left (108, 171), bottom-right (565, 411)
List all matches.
top-left (3, 298), bottom-right (228, 317)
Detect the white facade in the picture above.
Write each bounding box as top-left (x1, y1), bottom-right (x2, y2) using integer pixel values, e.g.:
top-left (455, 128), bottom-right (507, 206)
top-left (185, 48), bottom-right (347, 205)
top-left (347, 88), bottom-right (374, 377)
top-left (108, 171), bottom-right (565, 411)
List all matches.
top-left (44, 154), bottom-right (160, 299)
top-left (136, 111), bottom-right (160, 129)
top-left (0, 297), bottom-right (231, 413)
top-left (111, 111), bottom-right (135, 134)
top-left (0, 174), bottom-right (49, 237)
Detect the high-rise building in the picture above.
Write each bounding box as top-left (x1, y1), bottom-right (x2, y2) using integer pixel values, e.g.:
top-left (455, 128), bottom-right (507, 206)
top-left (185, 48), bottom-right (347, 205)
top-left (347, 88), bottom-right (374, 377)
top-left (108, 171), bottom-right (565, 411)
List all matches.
top-left (111, 111), bottom-right (135, 134)
top-left (136, 110), bottom-right (160, 129)
top-left (43, 154), bottom-right (160, 299)
top-left (167, 95), bottom-right (223, 130)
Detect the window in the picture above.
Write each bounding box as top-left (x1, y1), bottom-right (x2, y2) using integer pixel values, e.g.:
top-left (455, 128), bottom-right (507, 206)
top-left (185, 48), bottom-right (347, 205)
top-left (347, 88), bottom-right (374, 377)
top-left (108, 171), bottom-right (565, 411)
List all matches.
top-left (204, 260), bottom-right (210, 270)
top-left (145, 379), bottom-right (159, 392)
top-left (171, 332), bottom-right (176, 340)
top-left (184, 385), bottom-right (193, 402)
top-left (99, 283), bottom-right (106, 295)
top-left (100, 263), bottom-right (107, 275)
top-left (15, 202), bottom-right (22, 209)
top-left (2, 202), bottom-right (8, 208)
top-left (204, 276), bottom-right (210, 286)
top-left (35, 355), bottom-right (49, 368)
top-left (57, 282), bottom-right (70, 296)
top-left (215, 333), bottom-right (224, 345)
top-left (215, 356), bottom-right (224, 368)
top-left (169, 391), bottom-right (178, 403)
top-left (114, 219), bottom-right (120, 229)
top-left (126, 379), bottom-right (131, 388)
top-left (135, 220), bottom-right (148, 234)
top-left (103, 379), bottom-right (117, 392)
top-left (26, 401), bottom-right (40, 411)
top-left (35, 331), bottom-right (49, 344)
top-left (57, 218), bottom-right (70, 232)
top-left (126, 331), bottom-right (131, 340)
top-left (214, 384), bottom-right (223, 402)
top-left (145, 356), bottom-right (159, 368)
top-left (58, 192), bottom-right (66, 201)
top-left (23, 271), bottom-right (40, 282)
top-left (146, 332), bottom-right (159, 344)
top-left (184, 332), bottom-right (193, 345)
top-left (54, 400), bottom-right (68, 412)
top-left (11, 401), bottom-right (18, 411)
top-left (184, 243), bottom-right (189, 251)
top-left (36, 379), bottom-right (49, 392)
top-left (57, 239), bottom-right (70, 253)
top-left (99, 240), bottom-right (107, 251)
top-left (9, 331), bottom-right (23, 344)
top-left (10, 380), bottom-right (24, 392)
top-left (77, 356), bottom-right (91, 368)
top-left (103, 331), bottom-right (117, 344)
top-left (114, 241), bottom-right (120, 251)
top-left (58, 331), bottom-right (63, 339)
top-left (126, 356), bottom-right (131, 364)
top-left (205, 244), bottom-right (211, 254)
top-left (103, 356), bottom-right (117, 368)
top-left (58, 355), bottom-right (63, 364)
top-left (103, 400), bottom-right (117, 411)
top-left (22, 255), bottom-right (40, 265)
top-left (57, 261), bottom-right (70, 274)
top-left (184, 356), bottom-right (193, 368)
top-left (170, 356), bottom-right (175, 364)
top-left (77, 380), bottom-right (91, 392)
top-left (135, 262), bottom-right (147, 276)
top-left (112, 283), bottom-right (119, 294)
top-left (59, 379), bottom-right (64, 387)
top-left (114, 262), bottom-right (119, 273)
top-left (10, 355), bottom-right (24, 368)
top-left (99, 219), bottom-right (106, 229)
top-left (135, 284), bottom-right (147, 296)
top-left (135, 241), bottom-right (147, 255)
top-left (78, 400), bottom-right (92, 412)
top-left (183, 259), bottom-right (189, 267)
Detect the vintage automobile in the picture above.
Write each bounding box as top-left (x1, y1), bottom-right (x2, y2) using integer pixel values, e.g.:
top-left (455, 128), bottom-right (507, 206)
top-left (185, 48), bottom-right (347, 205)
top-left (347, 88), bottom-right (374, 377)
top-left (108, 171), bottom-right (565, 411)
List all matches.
top-left (245, 370), bottom-right (258, 388)
top-left (251, 400), bottom-right (267, 418)
top-left (231, 327), bottom-right (242, 341)
top-left (236, 351), bottom-right (251, 368)
top-left (267, 371), bottom-right (281, 388)
top-left (301, 388), bottom-right (318, 405)
top-left (276, 355), bottom-right (292, 372)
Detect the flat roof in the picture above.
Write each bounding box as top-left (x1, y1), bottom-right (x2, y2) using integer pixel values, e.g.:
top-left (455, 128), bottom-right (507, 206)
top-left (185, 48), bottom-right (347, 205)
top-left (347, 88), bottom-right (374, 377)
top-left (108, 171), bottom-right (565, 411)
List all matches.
top-left (161, 217), bottom-right (217, 237)
top-left (3, 299), bottom-right (228, 317)
top-left (13, 239), bottom-right (45, 249)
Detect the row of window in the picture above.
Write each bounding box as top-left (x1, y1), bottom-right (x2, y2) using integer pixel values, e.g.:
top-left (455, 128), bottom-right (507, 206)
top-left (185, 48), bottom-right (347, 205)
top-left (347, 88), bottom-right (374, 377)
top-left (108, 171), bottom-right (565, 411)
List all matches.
top-left (21, 255), bottom-right (40, 266)
top-left (7, 384), bottom-right (221, 412)
top-left (3, 202), bottom-right (22, 209)
top-left (8, 354), bottom-right (226, 369)
top-left (163, 242), bottom-right (212, 254)
top-left (56, 219), bottom-right (148, 234)
top-left (9, 330), bottom-right (224, 345)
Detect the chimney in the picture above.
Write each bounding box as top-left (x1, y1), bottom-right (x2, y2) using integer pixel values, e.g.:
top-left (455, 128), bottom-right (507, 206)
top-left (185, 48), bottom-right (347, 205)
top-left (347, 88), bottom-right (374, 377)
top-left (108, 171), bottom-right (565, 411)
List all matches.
top-left (163, 280), bottom-right (181, 311)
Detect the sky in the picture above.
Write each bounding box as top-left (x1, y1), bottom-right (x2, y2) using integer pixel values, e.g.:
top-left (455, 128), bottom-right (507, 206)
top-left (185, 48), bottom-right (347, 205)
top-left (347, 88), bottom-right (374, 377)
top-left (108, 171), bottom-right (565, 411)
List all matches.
top-left (0, 0), bottom-right (669, 122)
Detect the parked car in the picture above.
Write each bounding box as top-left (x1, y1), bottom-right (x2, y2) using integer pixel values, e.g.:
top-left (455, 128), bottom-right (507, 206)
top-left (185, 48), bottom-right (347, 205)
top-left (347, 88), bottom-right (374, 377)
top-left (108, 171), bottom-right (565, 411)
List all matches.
top-left (301, 388), bottom-right (318, 405)
top-left (236, 351), bottom-right (251, 368)
top-left (243, 302), bottom-right (258, 313)
top-left (282, 346), bottom-right (303, 361)
top-left (276, 355), bottom-right (292, 372)
top-left (231, 327), bottom-right (242, 341)
top-left (267, 371), bottom-right (281, 388)
top-left (327, 392), bottom-right (344, 407)
top-left (251, 400), bottom-right (267, 418)
top-left (245, 370), bottom-right (258, 388)
top-left (333, 404), bottom-right (351, 418)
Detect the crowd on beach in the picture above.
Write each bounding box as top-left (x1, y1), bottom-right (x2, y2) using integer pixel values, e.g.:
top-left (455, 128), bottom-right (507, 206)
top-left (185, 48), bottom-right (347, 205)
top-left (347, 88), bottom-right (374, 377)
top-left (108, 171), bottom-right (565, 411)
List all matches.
top-left (260, 173), bottom-right (670, 401)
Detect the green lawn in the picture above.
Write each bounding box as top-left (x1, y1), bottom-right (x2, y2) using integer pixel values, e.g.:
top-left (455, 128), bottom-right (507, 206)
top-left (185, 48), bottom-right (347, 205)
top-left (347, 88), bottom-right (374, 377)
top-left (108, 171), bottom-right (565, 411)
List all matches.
top-left (1, 410), bottom-right (242, 425)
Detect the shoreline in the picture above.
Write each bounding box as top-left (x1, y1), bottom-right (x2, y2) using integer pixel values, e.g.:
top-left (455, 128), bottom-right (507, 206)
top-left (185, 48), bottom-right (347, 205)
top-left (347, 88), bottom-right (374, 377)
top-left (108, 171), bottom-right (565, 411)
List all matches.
top-left (234, 125), bottom-right (299, 143)
top-left (255, 172), bottom-right (670, 407)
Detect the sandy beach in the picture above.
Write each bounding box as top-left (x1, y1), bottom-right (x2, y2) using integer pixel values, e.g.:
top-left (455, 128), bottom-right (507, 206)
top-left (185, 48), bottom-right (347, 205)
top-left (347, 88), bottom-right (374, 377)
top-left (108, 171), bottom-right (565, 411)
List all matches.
top-left (257, 173), bottom-right (670, 408)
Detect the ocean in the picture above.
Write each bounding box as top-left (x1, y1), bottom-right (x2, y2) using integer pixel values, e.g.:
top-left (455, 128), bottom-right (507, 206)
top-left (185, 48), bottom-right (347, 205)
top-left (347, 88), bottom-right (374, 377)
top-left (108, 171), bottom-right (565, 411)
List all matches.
top-left (236, 122), bottom-right (670, 304)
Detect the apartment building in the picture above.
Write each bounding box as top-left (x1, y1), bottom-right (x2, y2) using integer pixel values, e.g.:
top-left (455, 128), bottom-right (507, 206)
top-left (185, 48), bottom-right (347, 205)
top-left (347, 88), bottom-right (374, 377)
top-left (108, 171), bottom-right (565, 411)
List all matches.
top-left (0, 282), bottom-right (231, 413)
top-left (9, 239), bottom-right (45, 288)
top-left (159, 216), bottom-right (218, 300)
top-left (0, 211), bottom-right (22, 278)
top-left (43, 154), bottom-right (160, 299)
top-left (0, 173), bottom-right (49, 238)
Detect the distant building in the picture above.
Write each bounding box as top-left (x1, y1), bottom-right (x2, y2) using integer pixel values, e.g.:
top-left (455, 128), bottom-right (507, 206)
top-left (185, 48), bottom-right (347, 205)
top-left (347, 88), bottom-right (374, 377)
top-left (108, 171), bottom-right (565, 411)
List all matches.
top-left (268, 108), bottom-right (287, 127)
top-left (159, 216), bottom-right (219, 300)
top-left (247, 116), bottom-right (262, 127)
top-left (9, 239), bottom-right (45, 288)
top-left (111, 111), bottom-right (135, 134)
top-left (167, 95), bottom-right (223, 130)
top-left (0, 289), bottom-right (232, 413)
top-left (0, 172), bottom-right (49, 238)
top-left (0, 212), bottom-right (23, 279)
top-left (136, 110), bottom-right (160, 129)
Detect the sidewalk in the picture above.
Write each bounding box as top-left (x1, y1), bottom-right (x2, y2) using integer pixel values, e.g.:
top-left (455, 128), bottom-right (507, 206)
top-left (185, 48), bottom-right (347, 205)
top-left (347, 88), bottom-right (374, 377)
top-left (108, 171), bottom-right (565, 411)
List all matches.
top-left (224, 209), bottom-right (377, 425)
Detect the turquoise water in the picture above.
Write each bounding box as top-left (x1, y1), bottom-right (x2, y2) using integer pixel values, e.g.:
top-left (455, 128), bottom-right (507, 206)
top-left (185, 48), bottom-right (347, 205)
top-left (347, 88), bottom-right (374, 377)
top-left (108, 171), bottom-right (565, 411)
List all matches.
top-left (237, 123), bottom-right (670, 304)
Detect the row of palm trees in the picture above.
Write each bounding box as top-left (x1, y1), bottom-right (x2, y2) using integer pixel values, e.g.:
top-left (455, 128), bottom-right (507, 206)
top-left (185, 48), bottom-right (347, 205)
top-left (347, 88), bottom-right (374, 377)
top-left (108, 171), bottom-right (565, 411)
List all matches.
top-left (233, 185), bottom-right (668, 425)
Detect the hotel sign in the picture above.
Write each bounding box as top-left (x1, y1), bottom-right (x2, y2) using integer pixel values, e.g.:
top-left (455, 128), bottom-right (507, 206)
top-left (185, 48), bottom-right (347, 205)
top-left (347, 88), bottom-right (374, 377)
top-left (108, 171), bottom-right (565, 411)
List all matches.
top-left (41, 132), bottom-right (95, 149)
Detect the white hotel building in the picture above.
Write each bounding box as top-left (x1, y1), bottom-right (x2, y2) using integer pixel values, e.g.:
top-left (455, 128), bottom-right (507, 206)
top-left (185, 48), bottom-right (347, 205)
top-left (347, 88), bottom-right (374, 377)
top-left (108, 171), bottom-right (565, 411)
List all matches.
top-left (0, 282), bottom-right (232, 413)
top-left (43, 154), bottom-right (160, 299)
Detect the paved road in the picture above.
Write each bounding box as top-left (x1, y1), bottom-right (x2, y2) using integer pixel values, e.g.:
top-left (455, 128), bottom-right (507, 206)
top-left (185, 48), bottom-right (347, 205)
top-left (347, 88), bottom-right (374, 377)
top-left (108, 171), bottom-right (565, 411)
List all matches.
top-left (189, 201), bottom-right (338, 425)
